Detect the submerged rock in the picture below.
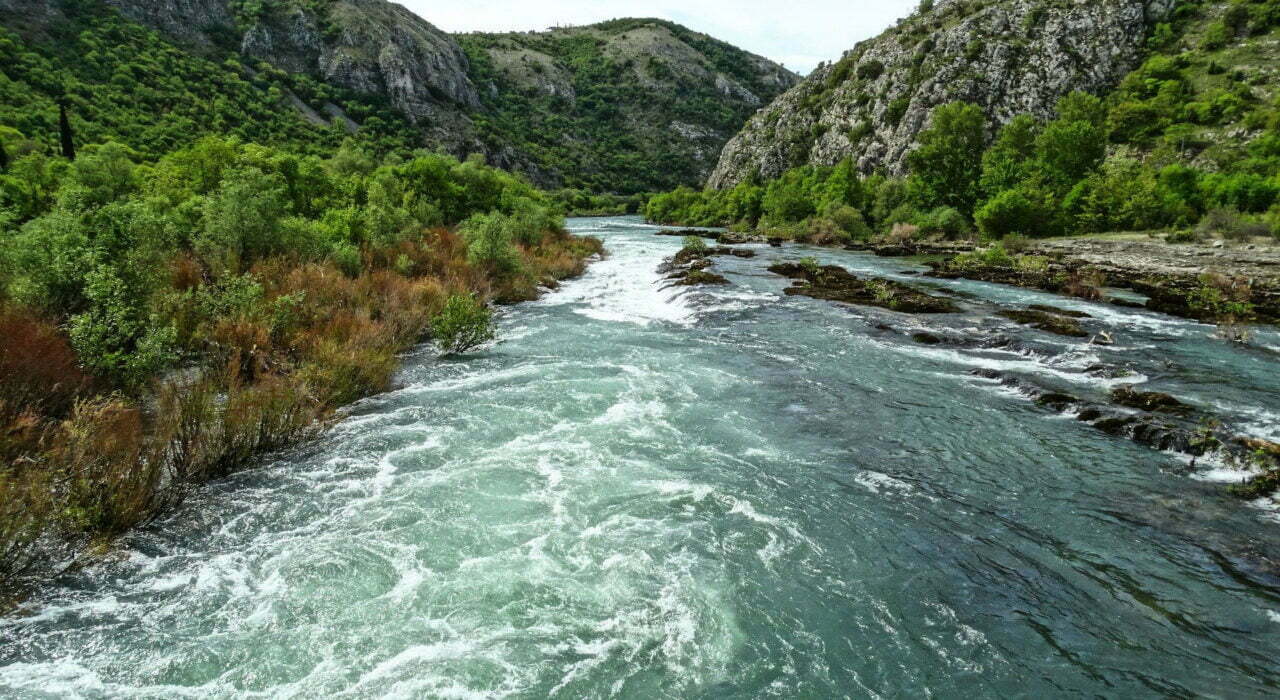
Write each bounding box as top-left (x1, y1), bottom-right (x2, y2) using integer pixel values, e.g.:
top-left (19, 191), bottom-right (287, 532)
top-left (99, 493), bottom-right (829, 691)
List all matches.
top-left (1111, 387), bottom-right (1194, 415)
top-left (1028, 304), bottom-right (1092, 319)
top-left (1034, 392), bottom-right (1079, 411)
top-left (667, 246), bottom-right (754, 267)
top-left (1237, 437), bottom-right (1280, 458)
top-left (717, 231), bottom-right (767, 245)
top-left (997, 309), bottom-right (1088, 338)
top-left (769, 263), bottom-right (960, 314)
top-left (658, 242), bottom-right (754, 288)
top-left (672, 270), bottom-right (730, 286)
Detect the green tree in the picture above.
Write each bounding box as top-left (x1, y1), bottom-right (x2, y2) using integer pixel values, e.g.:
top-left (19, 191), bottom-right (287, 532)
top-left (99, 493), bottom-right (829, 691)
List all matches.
top-left (1034, 93), bottom-right (1108, 190)
top-left (460, 211), bottom-right (521, 276)
top-left (974, 186), bottom-right (1058, 238)
top-left (906, 102), bottom-right (987, 215)
top-left (979, 115), bottom-right (1039, 197)
top-left (196, 167), bottom-right (288, 274)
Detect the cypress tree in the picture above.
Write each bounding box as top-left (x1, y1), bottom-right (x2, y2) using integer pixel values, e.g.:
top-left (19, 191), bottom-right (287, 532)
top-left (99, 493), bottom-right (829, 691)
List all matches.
top-left (59, 103), bottom-right (76, 161)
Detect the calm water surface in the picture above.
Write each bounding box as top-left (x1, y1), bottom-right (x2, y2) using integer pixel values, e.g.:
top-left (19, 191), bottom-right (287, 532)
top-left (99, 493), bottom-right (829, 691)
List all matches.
top-left (3, 216), bottom-right (1280, 698)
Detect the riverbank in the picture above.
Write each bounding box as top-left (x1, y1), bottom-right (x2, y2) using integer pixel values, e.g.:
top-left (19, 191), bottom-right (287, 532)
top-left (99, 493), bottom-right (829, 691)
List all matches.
top-left (662, 226), bottom-right (1280, 326)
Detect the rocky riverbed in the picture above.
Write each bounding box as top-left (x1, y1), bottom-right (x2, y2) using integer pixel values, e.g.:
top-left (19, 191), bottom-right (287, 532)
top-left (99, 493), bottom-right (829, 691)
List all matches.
top-left (848, 237), bottom-right (1280, 325)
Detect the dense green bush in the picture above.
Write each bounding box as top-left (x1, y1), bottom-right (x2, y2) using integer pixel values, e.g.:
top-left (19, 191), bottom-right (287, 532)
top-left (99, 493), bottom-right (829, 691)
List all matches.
top-left (914, 207), bottom-right (971, 239)
top-left (460, 211), bottom-right (524, 276)
top-left (975, 188), bottom-right (1055, 239)
top-left (431, 294), bottom-right (496, 356)
top-left (906, 102), bottom-right (986, 215)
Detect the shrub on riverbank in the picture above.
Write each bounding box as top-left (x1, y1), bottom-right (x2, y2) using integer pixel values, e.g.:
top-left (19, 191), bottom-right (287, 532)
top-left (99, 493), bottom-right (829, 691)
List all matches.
top-left (0, 135), bottom-right (601, 603)
top-left (432, 294), bottom-right (496, 356)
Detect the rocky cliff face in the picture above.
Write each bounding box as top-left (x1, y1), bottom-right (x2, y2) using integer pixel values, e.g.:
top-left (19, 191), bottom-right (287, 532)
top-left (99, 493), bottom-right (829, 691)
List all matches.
top-left (237, 0), bottom-right (482, 153)
top-left (708, 0), bottom-right (1177, 189)
top-left (242, 0), bottom-right (480, 114)
top-left (107, 0), bottom-right (236, 49)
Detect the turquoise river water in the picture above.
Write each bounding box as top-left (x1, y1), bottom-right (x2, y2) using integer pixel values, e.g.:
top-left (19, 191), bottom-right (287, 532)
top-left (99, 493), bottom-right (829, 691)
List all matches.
top-left (2, 216), bottom-right (1280, 698)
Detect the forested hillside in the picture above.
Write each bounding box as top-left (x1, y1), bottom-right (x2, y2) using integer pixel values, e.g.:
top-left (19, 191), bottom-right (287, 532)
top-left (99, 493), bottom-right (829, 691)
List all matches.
top-left (460, 19), bottom-right (798, 193)
top-left (0, 1), bottom-right (797, 193)
top-left (0, 2), bottom-right (423, 163)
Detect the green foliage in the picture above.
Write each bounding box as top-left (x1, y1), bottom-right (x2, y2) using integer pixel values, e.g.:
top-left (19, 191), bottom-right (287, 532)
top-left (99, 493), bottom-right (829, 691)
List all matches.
top-left (0, 133), bottom-right (562, 386)
top-left (67, 266), bottom-right (177, 386)
top-left (762, 168), bottom-right (820, 223)
top-left (644, 156), bottom-right (887, 238)
top-left (197, 168), bottom-right (288, 275)
top-left (1063, 156), bottom-right (1193, 233)
top-left (1035, 119), bottom-right (1107, 189)
top-left (906, 102), bottom-right (987, 215)
top-left (460, 211), bottom-right (522, 276)
top-left (886, 97), bottom-right (911, 126)
top-left (952, 243), bottom-right (1014, 269)
top-left (975, 187), bottom-right (1055, 239)
top-left (857, 60), bottom-right (886, 81)
top-left (431, 294), bottom-right (496, 356)
top-left (980, 115), bottom-right (1039, 197)
top-left (682, 235), bottom-right (709, 253)
top-left (822, 203), bottom-right (872, 239)
top-left (914, 206), bottom-right (970, 239)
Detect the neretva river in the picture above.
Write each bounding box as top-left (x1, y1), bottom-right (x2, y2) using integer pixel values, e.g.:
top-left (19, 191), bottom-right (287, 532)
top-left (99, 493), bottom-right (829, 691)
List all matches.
top-left (3, 217), bottom-right (1280, 697)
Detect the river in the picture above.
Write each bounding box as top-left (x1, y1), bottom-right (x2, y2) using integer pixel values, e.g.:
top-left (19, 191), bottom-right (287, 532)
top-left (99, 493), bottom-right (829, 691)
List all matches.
top-left (3, 216), bottom-right (1280, 698)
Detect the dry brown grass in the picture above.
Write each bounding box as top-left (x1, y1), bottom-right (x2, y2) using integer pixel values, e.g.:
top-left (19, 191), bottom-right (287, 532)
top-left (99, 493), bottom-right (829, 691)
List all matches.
top-left (0, 309), bottom-right (95, 421)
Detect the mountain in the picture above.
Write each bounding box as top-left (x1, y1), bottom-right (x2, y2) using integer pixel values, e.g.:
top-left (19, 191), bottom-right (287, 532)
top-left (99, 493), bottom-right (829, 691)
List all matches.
top-left (708, 0), bottom-right (1178, 189)
top-left (458, 19), bottom-right (799, 193)
top-left (0, 1), bottom-right (798, 193)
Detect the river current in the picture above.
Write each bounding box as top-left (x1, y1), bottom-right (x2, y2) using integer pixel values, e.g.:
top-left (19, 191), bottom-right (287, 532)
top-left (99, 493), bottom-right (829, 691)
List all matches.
top-left (3, 216), bottom-right (1280, 698)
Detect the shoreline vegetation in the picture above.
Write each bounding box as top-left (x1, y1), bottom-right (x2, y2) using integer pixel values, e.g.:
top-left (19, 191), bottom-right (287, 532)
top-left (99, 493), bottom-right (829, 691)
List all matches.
top-left (0, 135), bottom-right (603, 608)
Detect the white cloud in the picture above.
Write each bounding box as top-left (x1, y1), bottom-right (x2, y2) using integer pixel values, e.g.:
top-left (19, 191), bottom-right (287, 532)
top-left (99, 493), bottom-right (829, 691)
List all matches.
top-left (399, 0), bottom-right (920, 75)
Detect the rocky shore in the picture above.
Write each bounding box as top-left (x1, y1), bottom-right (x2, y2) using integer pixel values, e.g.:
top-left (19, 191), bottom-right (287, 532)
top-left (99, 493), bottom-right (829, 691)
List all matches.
top-left (848, 237), bottom-right (1280, 326)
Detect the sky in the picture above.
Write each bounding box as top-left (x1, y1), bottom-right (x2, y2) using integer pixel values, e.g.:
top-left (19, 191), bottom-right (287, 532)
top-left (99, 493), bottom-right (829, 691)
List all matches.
top-left (402, 1), bottom-right (921, 75)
